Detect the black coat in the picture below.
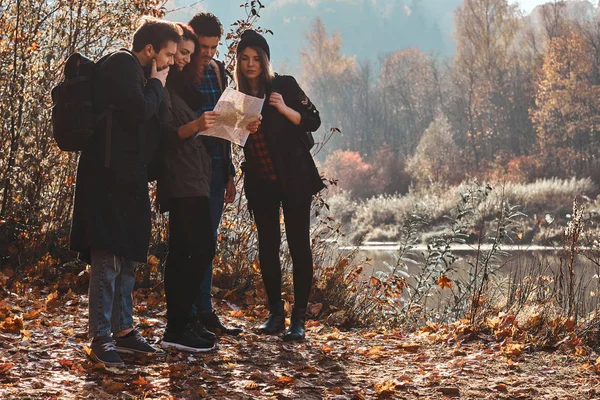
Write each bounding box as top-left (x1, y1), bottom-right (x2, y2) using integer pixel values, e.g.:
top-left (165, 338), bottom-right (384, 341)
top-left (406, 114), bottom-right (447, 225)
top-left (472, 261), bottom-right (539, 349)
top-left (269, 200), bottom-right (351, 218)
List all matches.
top-left (156, 73), bottom-right (212, 212)
top-left (244, 74), bottom-right (325, 205)
top-left (70, 50), bottom-right (164, 263)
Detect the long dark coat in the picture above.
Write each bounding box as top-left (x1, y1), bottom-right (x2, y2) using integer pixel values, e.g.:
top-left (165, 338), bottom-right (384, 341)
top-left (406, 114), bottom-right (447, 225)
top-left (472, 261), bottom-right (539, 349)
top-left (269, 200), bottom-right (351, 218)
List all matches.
top-left (244, 74), bottom-right (325, 206)
top-left (69, 50), bottom-right (164, 263)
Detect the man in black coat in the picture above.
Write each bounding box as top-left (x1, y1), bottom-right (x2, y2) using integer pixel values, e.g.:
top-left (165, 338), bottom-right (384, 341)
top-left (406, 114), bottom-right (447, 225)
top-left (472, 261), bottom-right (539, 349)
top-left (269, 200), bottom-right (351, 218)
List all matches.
top-left (69, 18), bottom-right (181, 367)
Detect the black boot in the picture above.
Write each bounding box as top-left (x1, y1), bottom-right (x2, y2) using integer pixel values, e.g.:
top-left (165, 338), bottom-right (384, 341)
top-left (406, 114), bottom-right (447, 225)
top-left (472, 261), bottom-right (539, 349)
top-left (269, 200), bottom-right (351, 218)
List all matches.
top-left (283, 307), bottom-right (307, 342)
top-left (198, 310), bottom-right (243, 336)
top-left (191, 319), bottom-right (217, 341)
top-left (258, 302), bottom-right (285, 334)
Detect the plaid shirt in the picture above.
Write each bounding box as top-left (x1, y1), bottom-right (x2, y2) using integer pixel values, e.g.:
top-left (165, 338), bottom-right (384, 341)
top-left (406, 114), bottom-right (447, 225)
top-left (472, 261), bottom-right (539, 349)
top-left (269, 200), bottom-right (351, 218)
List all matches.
top-left (244, 126), bottom-right (277, 181)
top-left (195, 63), bottom-right (224, 161)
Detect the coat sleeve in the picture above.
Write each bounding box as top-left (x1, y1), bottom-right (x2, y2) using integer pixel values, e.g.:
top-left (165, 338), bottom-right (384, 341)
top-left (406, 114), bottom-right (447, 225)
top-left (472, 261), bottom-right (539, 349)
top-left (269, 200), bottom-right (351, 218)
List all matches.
top-left (106, 53), bottom-right (164, 125)
top-left (219, 61), bottom-right (236, 178)
top-left (158, 89), bottom-right (181, 148)
top-left (282, 75), bottom-right (321, 132)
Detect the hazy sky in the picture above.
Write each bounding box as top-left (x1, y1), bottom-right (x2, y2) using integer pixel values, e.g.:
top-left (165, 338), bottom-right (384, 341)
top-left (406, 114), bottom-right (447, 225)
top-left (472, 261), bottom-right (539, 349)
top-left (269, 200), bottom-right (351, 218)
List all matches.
top-left (511, 0), bottom-right (555, 13)
top-left (163, 0), bottom-right (579, 73)
top-left (165, 0), bottom-right (559, 20)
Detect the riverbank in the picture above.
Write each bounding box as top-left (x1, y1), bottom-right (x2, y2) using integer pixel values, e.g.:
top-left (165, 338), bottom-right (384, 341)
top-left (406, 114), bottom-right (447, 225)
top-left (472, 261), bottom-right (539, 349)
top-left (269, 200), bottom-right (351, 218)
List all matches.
top-left (327, 178), bottom-right (599, 245)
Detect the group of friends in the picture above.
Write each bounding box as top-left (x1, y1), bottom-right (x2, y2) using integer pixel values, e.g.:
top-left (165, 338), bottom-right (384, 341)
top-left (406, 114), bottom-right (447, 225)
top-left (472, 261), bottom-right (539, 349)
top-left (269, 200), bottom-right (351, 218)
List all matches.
top-left (69, 13), bottom-right (324, 367)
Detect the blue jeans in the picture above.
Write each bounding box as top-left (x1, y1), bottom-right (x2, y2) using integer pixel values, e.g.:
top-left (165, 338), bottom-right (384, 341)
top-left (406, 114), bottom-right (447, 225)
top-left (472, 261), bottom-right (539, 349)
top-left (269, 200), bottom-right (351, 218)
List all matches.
top-left (88, 248), bottom-right (136, 338)
top-left (194, 156), bottom-right (226, 313)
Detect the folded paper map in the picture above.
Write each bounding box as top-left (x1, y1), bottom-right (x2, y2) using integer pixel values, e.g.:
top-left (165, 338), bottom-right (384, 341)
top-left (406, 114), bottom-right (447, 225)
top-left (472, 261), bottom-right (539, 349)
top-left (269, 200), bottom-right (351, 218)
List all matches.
top-left (200, 87), bottom-right (264, 146)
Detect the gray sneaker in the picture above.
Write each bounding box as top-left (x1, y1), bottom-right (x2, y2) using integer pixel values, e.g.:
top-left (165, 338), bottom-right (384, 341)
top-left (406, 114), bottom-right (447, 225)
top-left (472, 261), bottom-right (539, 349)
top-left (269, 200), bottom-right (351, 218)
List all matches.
top-left (114, 329), bottom-right (164, 355)
top-left (90, 336), bottom-right (124, 367)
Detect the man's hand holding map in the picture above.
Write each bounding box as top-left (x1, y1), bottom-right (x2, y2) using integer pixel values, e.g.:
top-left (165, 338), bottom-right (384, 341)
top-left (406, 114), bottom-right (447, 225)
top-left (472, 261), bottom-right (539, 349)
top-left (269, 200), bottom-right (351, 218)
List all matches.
top-left (200, 87), bottom-right (264, 146)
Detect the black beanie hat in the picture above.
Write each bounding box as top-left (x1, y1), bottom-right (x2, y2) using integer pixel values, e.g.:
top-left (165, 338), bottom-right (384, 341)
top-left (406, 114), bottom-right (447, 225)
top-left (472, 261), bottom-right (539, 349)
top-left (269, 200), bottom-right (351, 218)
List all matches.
top-left (237, 29), bottom-right (270, 60)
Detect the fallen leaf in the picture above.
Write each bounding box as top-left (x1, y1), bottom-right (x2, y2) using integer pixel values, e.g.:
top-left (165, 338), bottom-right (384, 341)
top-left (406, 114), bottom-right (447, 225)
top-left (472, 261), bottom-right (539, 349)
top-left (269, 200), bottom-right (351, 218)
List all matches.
top-left (438, 387), bottom-right (460, 396)
top-left (132, 375), bottom-right (149, 386)
top-left (502, 343), bottom-right (524, 358)
top-left (245, 381), bottom-right (259, 389)
top-left (331, 387), bottom-right (343, 394)
top-left (436, 275), bottom-right (452, 289)
top-left (400, 343), bottom-right (421, 353)
top-left (321, 344), bottom-right (334, 353)
top-left (495, 383), bottom-right (508, 392)
top-left (1, 316), bottom-right (23, 333)
top-left (82, 345), bottom-right (92, 357)
top-left (374, 380), bottom-right (396, 396)
top-left (104, 382), bottom-right (126, 393)
top-left (274, 375), bottom-right (295, 387)
top-left (0, 363), bottom-right (14, 374)
top-left (59, 359), bottom-right (74, 369)
top-left (45, 291), bottom-right (60, 309)
top-left (23, 309), bottom-right (41, 320)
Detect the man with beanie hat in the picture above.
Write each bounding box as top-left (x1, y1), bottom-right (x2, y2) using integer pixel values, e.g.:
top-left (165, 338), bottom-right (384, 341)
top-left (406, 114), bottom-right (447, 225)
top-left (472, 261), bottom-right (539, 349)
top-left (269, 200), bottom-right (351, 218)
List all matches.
top-left (184, 12), bottom-right (243, 337)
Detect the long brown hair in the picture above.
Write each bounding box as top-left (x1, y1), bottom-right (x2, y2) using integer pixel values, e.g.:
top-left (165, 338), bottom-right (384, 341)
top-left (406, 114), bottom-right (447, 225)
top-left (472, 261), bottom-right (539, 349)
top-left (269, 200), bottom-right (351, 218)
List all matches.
top-left (234, 46), bottom-right (274, 98)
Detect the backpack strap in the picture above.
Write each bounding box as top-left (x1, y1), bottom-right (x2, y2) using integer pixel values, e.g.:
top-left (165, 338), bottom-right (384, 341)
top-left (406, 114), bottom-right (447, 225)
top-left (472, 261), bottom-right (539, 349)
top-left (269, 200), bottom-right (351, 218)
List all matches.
top-left (209, 60), bottom-right (224, 92)
top-left (99, 50), bottom-right (140, 168)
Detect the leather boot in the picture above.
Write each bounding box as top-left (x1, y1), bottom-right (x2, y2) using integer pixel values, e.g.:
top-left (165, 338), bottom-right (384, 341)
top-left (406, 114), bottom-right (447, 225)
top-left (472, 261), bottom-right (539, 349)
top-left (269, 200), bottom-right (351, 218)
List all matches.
top-left (258, 302), bottom-right (285, 334)
top-left (283, 307), bottom-right (306, 342)
top-left (198, 310), bottom-right (243, 336)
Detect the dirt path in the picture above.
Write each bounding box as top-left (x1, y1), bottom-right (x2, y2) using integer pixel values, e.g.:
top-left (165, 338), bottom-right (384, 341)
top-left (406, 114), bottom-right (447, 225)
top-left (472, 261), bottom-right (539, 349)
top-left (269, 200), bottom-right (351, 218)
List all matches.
top-left (1, 288), bottom-right (599, 399)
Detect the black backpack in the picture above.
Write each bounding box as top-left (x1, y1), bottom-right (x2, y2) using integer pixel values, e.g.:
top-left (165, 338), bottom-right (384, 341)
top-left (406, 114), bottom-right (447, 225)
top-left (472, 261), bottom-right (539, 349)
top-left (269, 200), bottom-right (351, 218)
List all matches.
top-left (51, 53), bottom-right (114, 161)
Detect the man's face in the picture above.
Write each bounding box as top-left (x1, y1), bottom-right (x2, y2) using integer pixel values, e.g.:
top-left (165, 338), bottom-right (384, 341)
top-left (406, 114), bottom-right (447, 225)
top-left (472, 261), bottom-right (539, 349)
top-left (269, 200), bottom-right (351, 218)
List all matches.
top-left (153, 41), bottom-right (178, 71)
top-left (196, 36), bottom-right (219, 66)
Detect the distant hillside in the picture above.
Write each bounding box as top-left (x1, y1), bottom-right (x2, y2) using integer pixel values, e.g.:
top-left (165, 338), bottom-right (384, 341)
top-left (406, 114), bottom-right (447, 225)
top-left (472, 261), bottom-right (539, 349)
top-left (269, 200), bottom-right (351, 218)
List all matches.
top-left (165, 0), bottom-right (462, 73)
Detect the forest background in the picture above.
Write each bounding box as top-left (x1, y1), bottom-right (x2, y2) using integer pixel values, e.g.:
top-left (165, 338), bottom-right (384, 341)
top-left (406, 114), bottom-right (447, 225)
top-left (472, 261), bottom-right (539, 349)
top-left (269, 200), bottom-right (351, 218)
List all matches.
top-left (3, 0), bottom-right (600, 398)
top-left (3, 0), bottom-right (600, 355)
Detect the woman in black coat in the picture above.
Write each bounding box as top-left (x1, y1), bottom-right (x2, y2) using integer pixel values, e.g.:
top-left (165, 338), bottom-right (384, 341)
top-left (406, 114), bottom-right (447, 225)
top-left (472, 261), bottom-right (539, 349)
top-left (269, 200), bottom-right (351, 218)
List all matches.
top-left (156, 24), bottom-right (261, 352)
top-left (155, 24), bottom-right (220, 353)
top-left (235, 30), bottom-right (325, 342)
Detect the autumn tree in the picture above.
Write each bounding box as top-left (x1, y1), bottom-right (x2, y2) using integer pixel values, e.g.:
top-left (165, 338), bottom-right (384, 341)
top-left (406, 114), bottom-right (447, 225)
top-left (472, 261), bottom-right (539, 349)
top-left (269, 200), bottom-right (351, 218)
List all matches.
top-left (531, 29), bottom-right (600, 176)
top-left (300, 18), bottom-right (356, 155)
top-left (407, 114), bottom-right (462, 184)
top-left (378, 48), bottom-right (443, 156)
top-left (451, 0), bottom-right (534, 168)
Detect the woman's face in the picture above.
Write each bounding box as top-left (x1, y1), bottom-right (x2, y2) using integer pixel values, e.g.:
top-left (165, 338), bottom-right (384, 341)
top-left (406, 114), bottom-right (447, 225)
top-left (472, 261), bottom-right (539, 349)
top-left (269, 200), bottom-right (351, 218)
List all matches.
top-left (239, 47), bottom-right (262, 81)
top-left (175, 39), bottom-right (195, 71)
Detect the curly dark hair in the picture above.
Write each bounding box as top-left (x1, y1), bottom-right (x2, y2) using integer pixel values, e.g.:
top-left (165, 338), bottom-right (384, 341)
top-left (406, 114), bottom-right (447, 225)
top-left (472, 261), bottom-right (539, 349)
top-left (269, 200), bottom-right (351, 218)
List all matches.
top-left (132, 17), bottom-right (182, 52)
top-left (188, 12), bottom-right (223, 38)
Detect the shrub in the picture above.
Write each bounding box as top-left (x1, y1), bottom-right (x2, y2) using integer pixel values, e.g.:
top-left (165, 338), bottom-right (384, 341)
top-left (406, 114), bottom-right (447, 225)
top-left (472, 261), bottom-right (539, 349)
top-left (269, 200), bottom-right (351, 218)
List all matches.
top-left (369, 146), bottom-right (412, 195)
top-left (407, 115), bottom-right (464, 185)
top-left (324, 150), bottom-right (374, 198)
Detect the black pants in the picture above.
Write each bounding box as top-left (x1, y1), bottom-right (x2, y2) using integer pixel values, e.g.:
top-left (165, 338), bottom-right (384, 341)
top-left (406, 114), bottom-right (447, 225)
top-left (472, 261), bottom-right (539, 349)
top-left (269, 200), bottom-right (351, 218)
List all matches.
top-left (164, 196), bottom-right (215, 334)
top-left (247, 179), bottom-right (313, 310)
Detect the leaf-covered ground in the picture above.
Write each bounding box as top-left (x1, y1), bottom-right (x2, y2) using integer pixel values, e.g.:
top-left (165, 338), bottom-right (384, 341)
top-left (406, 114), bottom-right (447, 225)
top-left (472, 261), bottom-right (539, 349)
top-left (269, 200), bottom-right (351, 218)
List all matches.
top-left (1, 287), bottom-right (600, 399)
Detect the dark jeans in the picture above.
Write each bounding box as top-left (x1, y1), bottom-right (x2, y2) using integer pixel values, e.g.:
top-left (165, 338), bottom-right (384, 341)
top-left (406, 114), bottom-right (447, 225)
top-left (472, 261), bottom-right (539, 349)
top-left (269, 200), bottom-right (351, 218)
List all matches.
top-left (165, 196), bottom-right (215, 334)
top-left (247, 178), bottom-right (313, 310)
top-left (193, 155), bottom-right (226, 313)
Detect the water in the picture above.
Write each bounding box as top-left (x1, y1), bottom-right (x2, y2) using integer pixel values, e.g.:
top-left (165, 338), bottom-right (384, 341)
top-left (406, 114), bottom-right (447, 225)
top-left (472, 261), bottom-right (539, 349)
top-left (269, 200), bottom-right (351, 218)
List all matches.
top-left (335, 241), bottom-right (600, 311)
